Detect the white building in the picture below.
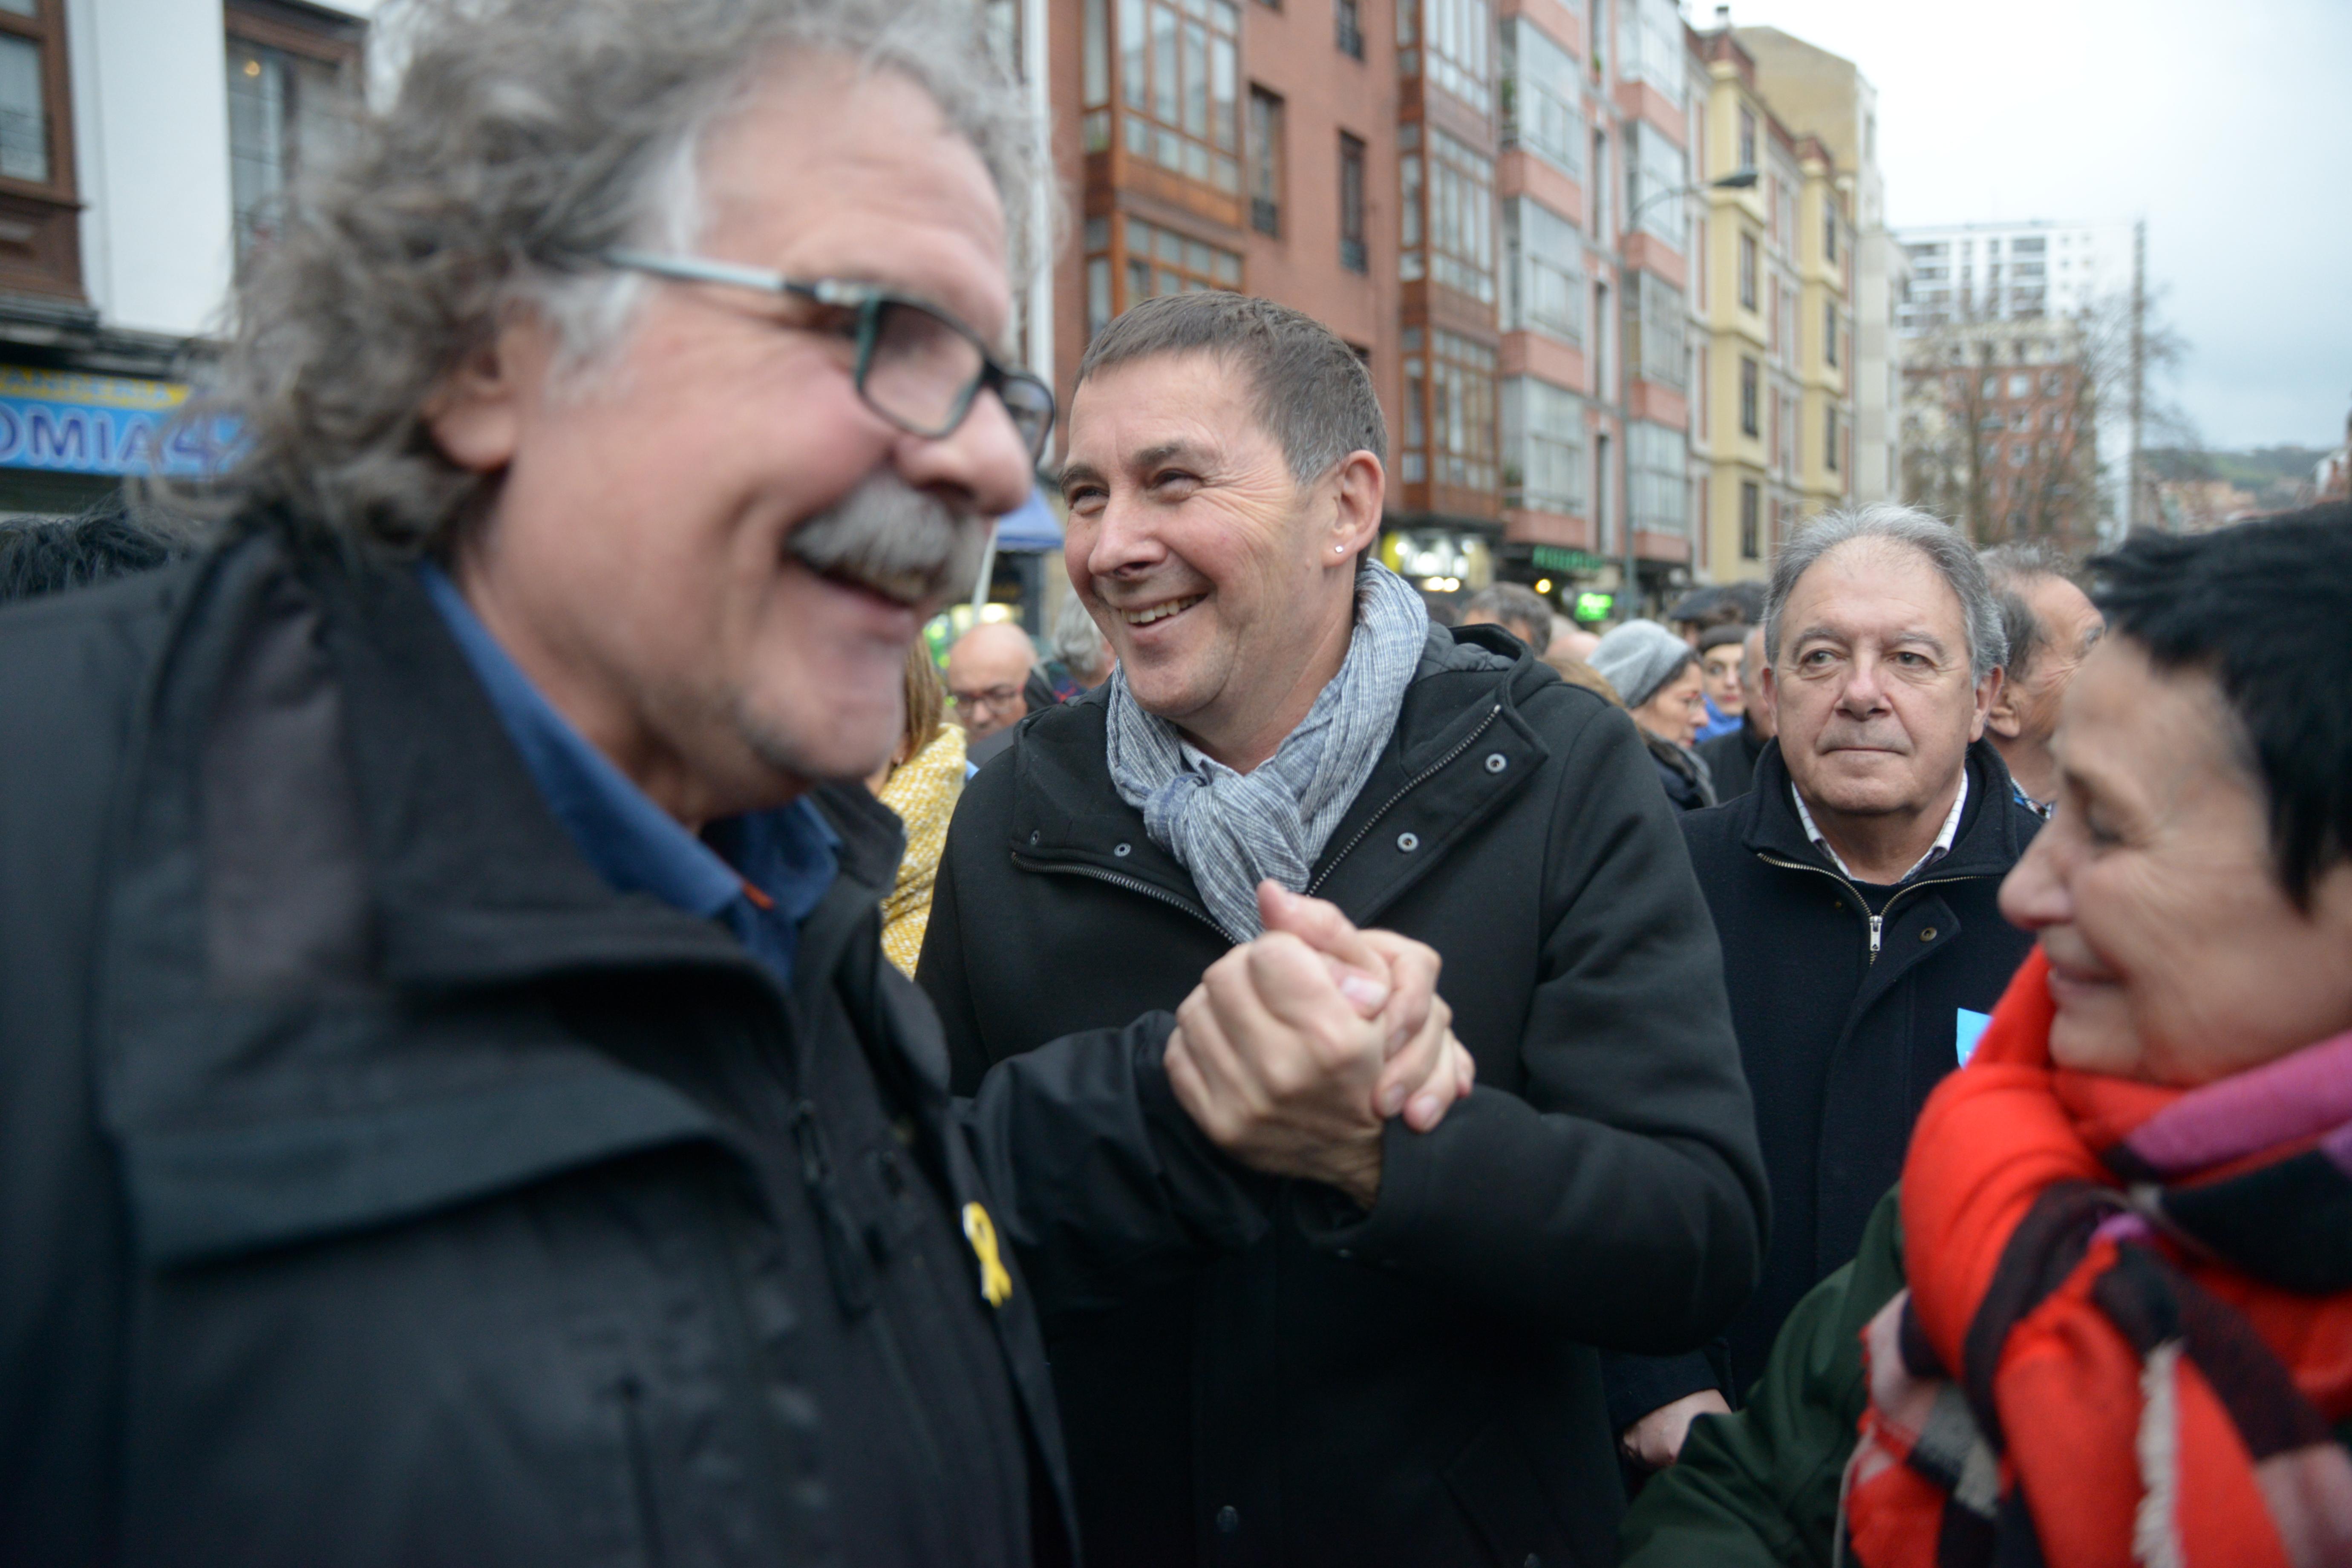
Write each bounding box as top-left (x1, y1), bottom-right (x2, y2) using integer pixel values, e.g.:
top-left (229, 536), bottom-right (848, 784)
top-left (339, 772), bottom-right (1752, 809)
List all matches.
top-left (1893, 219), bottom-right (2133, 335)
top-left (0, 0), bottom-right (370, 514)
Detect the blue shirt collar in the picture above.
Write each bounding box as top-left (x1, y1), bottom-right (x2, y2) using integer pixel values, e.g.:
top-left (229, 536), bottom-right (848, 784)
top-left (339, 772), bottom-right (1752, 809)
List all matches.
top-left (418, 564), bottom-right (837, 938)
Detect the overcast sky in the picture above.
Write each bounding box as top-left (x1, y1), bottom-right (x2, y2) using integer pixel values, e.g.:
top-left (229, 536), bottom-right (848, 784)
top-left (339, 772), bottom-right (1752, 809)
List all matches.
top-left (1724, 0), bottom-right (2350, 451)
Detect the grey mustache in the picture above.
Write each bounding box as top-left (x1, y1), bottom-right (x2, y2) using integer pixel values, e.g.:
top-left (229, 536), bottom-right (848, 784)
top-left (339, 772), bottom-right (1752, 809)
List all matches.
top-left (785, 471), bottom-right (991, 605)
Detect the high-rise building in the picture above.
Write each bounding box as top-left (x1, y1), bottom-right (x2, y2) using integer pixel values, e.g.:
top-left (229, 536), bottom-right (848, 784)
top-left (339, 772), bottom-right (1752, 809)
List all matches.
top-left (1893, 220), bottom-right (2133, 334)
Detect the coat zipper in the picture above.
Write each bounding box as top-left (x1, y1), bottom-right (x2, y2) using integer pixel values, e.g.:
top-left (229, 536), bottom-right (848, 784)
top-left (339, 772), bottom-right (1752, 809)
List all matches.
top-left (1010, 854), bottom-right (1235, 940)
top-left (1304, 704), bottom-right (1502, 898)
top-left (1755, 853), bottom-right (1978, 966)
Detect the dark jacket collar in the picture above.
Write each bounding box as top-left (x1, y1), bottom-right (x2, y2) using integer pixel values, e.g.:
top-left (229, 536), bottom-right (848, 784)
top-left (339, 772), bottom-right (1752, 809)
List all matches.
top-left (1735, 734), bottom-right (2030, 886)
top-left (1001, 622), bottom-right (1543, 931)
top-left (191, 537), bottom-right (905, 1000)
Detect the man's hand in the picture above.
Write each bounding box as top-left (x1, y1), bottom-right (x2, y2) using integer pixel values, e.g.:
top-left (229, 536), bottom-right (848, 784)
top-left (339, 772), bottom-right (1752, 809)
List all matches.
top-left (1163, 884), bottom-right (1474, 1208)
top-left (1619, 1390), bottom-right (1732, 1471)
top-left (1257, 884), bottom-right (1464, 1132)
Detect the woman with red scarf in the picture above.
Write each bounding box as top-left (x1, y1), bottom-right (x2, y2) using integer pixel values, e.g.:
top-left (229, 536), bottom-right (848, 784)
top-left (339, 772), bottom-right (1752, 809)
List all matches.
top-left (1622, 504), bottom-right (2352, 1568)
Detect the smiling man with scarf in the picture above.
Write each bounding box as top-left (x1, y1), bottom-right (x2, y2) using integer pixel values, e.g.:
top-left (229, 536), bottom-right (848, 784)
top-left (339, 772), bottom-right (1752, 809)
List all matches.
top-left (919, 292), bottom-right (1767, 1567)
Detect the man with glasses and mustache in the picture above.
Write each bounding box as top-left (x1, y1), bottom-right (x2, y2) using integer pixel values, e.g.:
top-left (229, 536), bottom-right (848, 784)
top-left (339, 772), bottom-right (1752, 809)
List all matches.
top-left (0, 3), bottom-right (1470, 1563)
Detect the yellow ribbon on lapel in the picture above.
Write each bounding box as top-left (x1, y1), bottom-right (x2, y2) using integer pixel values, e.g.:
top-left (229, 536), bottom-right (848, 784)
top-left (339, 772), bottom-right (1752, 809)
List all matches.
top-left (962, 1201), bottom-right (1013, 1307)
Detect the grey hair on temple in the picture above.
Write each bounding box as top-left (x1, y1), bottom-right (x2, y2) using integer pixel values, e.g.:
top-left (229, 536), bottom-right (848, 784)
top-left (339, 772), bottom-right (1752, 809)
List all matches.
top-left (1764, 504), bottom-right (2009, 683)
top-left (177, 0), bottom-right (1041, 559)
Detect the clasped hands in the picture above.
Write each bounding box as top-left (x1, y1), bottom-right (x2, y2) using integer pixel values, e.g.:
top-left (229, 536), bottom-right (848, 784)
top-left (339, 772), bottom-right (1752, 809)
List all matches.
top-left (1163, 882), bottom-right (1474, 1210)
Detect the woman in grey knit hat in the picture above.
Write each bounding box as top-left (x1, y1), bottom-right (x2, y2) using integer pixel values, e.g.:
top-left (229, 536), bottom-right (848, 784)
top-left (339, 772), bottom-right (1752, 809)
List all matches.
top-left (1589, 620), bottom-right (1717, 810)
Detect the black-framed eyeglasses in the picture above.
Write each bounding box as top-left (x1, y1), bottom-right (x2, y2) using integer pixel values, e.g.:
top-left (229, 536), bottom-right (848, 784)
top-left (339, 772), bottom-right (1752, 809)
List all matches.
top-left (603, 248), bottom-right (1057, 467)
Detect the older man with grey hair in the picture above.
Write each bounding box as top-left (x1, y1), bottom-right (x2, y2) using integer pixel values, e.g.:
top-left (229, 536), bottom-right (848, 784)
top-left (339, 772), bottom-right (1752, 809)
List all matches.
top-left (923, 288), bottom-right (1765, 1564)
top-left (1607, 504), bottom-right (2048, 1472)
top-left (0, 2), bottom-right (1477, 1561)
top-left (1981, 541), bottom-right (2104, 818)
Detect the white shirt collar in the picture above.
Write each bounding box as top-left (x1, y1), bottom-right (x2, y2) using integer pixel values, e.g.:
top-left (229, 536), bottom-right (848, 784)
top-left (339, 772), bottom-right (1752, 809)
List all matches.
top-left (1791, 767), bottom-right (1969, 885)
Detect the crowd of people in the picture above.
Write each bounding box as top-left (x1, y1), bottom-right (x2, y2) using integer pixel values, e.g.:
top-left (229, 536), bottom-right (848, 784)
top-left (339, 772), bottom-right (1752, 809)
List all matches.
top-left (0, 2), bottom-right (2347, 1565)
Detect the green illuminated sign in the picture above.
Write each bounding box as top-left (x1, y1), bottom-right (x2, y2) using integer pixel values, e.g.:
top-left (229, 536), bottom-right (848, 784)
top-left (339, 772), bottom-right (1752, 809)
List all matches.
top-left (1573, 591), bottom-right (1615, 623)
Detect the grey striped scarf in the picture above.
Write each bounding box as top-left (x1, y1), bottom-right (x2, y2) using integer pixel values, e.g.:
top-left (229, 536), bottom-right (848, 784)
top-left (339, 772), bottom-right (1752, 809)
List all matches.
top-left (1104, 562), bottom-right (1430, 942)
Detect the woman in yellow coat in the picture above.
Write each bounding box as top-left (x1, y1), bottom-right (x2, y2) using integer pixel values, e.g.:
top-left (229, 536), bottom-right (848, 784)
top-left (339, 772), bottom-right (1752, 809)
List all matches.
top-left (871, 641), bottom-right (966, 976)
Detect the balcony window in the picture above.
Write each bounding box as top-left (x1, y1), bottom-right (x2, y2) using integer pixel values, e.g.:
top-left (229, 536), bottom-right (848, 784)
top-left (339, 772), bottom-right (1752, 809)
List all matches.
top-left (1499, 20), bottom-right (1579, 176)
top-left (1117, 0), bottom-right (1242, 193)
top-left (1739, 480), bottom-right (1761, 559)
top-left (1401, 0), bottom-right (1491, 115)
top-left (1113, 214), bottom-right (1242, 313)
top-left (1503, 197), bottom-right (1582, 342)
top-left (1628, 420), bottom-right (1687, 535)
top-left (1736, 106), bottom-right (1755, 175)
top-left (1502, 376), bottom-right (1585, 513)
top-left (1626, 270), bottom-right (1684, 389)
top-left (1616, 0), bottom-right (1685, 107)
top-left (1401, 125), bottom-right (1493, 303)
top-left (1738, 231), bottom-right (1757, 310)
top-left (1408, 329), bottom-right (1497, 493)
top-left (1626, 121), bottom-right (1687, 245)
top-left (1739, 355), bottom-right (1758, 436)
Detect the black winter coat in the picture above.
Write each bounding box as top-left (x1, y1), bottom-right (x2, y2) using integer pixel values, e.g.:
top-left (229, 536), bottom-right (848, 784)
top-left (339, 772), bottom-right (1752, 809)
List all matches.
top-left (1686, 738), bottom-right (2040, 1389)
top-left (0, 538), bottom-right (1265, 1566)
top-left (919, 623), bottom-right (1768, 1568)
top-left (1693, 717), bottom-right (1766, 802)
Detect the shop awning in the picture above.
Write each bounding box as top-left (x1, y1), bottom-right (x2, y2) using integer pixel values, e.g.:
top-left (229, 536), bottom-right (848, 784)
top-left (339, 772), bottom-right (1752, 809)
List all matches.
top-left (993, 486), bottom-right (1062, 552)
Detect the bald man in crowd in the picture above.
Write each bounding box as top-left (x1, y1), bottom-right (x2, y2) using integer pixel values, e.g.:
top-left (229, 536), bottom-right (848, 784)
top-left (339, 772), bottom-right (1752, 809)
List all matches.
top-left (946, 620), bottom-right (1041, 762)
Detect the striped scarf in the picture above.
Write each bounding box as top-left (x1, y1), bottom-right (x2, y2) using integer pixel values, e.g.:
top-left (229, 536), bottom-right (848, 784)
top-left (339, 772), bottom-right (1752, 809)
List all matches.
top-left (1842, 948), bottom-right (2352, 1568)
top-left (1104, 562), bottom-right (1428, 943)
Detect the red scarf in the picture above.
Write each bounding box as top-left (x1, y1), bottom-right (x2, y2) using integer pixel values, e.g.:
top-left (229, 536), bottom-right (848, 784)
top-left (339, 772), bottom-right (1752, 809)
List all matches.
top-left (1843, 948), bottom-right (2352, 1568)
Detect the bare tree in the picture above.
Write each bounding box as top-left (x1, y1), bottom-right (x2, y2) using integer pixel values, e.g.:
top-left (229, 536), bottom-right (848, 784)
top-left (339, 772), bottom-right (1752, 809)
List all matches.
top-left (1900, 291), bottom-right (2193, 553)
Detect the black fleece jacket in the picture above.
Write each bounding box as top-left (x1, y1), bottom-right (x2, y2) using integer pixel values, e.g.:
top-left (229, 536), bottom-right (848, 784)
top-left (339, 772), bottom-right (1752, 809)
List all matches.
top-left (919, 623), bottom-right (1767, 1568)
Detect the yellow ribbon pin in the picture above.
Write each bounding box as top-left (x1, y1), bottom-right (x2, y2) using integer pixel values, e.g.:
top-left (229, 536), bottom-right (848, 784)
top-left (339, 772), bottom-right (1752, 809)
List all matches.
top-left (962, 1202), bottom-right (1013, 1308)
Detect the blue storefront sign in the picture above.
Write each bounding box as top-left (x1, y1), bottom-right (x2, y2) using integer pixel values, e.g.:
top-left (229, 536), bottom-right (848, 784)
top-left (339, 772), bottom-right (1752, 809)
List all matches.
top-left (0, 366), bottom-right (233, 477)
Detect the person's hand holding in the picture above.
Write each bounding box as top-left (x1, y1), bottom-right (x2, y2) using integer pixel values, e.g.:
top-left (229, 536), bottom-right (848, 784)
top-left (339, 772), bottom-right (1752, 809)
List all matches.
top-left (1619, 1390), bottom-right (1732, 1471)
top-left (1256, 884), bottom-right (1470, 1133)
top-left (1164, 883), bottom-right (1474, 1208)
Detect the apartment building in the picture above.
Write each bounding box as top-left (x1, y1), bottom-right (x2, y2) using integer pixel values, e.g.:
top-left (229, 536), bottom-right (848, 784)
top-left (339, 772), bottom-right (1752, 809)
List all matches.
top-left (1049, 0), bottom-right (1738, 618)
top-left (1731, 24), bottom-right (1894, 504)
top-left (1891, 218), bottom-right (2135, 549)
top-left (0, 0), bottom-right (365, 515)
top-left (1684, 23), bottom-right (1852, 584)
top-left (1900, 315), bottom-right (2102, 553)
top-left (1894, 219), bottom-right (2132, 335)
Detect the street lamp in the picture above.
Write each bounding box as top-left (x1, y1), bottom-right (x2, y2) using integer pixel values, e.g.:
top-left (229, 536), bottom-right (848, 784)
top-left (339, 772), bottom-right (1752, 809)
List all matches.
top-left (1611, 167), bottom-right (1756, 618)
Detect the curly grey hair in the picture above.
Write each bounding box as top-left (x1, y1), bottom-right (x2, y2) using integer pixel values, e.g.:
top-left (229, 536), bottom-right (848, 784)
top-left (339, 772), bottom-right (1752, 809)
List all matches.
top-left (1764, 504), bottom-right (2008, 683)
top-left (177, 0), bottom-right (1042, 558)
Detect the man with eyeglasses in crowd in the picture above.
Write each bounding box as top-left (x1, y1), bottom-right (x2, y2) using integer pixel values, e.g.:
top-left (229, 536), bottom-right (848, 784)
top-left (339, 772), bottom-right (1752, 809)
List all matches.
top-left (948, 619), bottom-right (1045, 762)
top-left (0, 2), bottom-right (1473, 1562)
